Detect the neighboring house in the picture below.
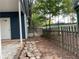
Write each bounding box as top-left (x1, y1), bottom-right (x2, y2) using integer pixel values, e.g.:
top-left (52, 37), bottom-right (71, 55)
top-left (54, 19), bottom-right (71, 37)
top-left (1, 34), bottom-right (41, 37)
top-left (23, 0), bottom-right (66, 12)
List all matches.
top-left (0, 0), bottom-right (28, 39)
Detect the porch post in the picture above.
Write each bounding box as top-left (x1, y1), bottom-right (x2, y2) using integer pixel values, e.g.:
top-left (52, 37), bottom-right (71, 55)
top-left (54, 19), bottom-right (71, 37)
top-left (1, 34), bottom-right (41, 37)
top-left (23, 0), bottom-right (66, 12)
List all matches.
top-left (18, 0), bottom-right (23, 44)
top-left (0, 21), bottom-right (2, 59)
top-left (24, 14), bottom-right (28, 39)
top-left (74, 1), bottom-right (79, 32)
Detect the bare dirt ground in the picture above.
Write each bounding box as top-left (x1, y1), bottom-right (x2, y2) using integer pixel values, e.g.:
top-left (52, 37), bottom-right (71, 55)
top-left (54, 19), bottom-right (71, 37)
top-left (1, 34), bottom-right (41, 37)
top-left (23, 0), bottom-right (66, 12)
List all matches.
top-left (1, 39), bottom-right (20, 59)
top-left (1, 39), bottom-right (21, 46)
top-left (20, 37), bottom-right (78, 59)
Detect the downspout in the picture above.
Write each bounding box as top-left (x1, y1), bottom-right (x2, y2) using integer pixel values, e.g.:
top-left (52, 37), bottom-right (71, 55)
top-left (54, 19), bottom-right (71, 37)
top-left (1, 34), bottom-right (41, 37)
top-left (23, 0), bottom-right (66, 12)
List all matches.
top-left (18, 0), bottom-right (23, 44)
top-left (24, 14), bottom-right (28, 39)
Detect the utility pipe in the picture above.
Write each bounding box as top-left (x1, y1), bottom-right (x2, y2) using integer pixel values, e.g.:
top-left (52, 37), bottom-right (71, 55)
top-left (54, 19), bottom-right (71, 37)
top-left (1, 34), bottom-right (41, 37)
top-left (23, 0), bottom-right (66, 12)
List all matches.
top-left (18, 0), bottom-right (23, 44)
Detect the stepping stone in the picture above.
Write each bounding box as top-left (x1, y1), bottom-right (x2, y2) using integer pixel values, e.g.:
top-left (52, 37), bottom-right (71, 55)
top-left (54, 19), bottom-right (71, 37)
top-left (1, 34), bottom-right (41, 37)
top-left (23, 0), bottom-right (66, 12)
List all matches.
top-left (27, 51), bottom-right (34, 57)
top-left (30, 57), bottom-right (36, 59)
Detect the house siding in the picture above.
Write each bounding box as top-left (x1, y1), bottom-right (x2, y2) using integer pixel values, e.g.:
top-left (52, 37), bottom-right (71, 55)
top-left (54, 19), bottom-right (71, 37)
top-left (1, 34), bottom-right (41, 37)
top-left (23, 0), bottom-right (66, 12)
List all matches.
top-left (0, 12), bottom-right (25, 39)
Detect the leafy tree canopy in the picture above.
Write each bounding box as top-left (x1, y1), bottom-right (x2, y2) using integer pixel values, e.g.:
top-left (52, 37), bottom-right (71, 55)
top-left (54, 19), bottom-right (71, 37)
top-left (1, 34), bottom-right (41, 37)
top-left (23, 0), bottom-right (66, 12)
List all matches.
top-left (32, 0), bottom-right (74, 27)
top-left (33, 0), bottom-right (74, 16)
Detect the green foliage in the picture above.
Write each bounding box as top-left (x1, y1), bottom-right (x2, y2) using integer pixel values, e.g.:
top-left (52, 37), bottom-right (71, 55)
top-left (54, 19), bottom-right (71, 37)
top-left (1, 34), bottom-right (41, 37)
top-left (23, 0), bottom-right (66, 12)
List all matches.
top-left (32, 13), bottom-right (46, 27)
top-left (32, 0), bottom-right (74, 27)
top-left (62, 0), bottom-right (74, 14)
top-left (33, 0), bottom-right (74, 15)
top-left (33, 0), bottom-right (60, 15)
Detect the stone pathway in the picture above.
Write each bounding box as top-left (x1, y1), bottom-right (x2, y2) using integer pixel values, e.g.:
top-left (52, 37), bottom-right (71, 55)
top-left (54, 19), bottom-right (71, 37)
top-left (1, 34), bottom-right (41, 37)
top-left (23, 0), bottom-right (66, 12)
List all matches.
top-left (20, 41), bottom-right (42, 59)
top-left (20, 37), bottom-right (78, 59)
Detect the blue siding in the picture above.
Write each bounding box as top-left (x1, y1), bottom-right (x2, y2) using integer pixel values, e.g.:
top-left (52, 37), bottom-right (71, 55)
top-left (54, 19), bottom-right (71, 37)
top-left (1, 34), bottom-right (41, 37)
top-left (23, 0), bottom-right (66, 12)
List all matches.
top-left (0, 12), bottom-right (25, 39)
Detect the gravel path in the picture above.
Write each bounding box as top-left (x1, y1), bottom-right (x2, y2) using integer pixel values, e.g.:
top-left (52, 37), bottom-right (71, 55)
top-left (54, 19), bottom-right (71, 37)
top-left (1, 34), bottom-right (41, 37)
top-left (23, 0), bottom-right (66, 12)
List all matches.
top-left (2, 41), bottom-right (19, 59)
